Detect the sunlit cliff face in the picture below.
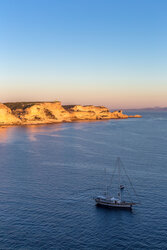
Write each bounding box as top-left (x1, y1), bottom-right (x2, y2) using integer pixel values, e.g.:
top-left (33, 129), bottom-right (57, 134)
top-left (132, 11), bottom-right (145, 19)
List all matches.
top-left (0, 103), bottom-right (21, 124)
top-left (0, 101), bottom-right (141, 126)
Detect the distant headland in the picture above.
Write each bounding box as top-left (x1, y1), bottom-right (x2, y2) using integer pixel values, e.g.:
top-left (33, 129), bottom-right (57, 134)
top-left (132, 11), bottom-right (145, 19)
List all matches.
top-left (0, 101), bottom-right (141, 126)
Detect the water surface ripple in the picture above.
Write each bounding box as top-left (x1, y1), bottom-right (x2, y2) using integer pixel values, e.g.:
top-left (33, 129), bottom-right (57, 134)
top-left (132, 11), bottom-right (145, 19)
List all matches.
top-left (0, 111), bottom-right (167, 249)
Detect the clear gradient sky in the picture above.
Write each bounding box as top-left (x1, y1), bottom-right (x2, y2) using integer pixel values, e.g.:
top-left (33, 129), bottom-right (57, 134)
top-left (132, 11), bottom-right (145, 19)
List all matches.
top-left (0, 0), bottom-right (167, 108)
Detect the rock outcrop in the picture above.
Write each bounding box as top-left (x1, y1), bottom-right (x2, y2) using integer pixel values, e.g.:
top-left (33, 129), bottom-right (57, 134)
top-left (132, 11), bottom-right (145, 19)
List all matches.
top-left (20, 102), bottom-right (71, 124)
top-left (0, 103), bottom-right (21, 125)
top-left (108, 110), bottom-right (129, 119)
top-left (67, 105), bottom-right (110, 120)
top-left (128, 114), bottom-right (142, 118)
top-left (0, 101), bottom-right (141, 126)
top-left (66, 106), bottom-right (130, 120)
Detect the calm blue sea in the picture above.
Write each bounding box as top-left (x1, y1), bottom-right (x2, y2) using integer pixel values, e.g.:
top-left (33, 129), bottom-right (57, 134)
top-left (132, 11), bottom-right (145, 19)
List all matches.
top-left (0, 111), bottom-right (167, 249)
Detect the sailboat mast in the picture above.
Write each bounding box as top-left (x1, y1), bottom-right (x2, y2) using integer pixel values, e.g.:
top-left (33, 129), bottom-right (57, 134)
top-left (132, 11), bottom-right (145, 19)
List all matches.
top-left (104, 168), bottom-right (108, 197)
top-left (117, 157), bottom-right (122, 201)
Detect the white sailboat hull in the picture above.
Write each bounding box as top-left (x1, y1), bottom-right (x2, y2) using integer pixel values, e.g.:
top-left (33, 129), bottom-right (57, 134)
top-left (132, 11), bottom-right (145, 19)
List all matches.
top-left (95, 198), bottom-right (135, 209)
top-left (94, 158), bottom-right (138, 210)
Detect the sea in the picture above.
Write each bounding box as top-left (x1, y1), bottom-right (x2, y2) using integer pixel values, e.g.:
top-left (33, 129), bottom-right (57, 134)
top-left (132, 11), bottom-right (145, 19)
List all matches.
top-left (0, 111), bottom-right (167, 249)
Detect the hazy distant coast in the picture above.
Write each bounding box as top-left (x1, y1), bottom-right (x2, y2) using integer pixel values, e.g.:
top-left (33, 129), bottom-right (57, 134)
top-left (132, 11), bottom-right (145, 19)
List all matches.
top-left (0, 101), bottom-right (141, 126)
top-left (125, 107), bottom-right (167, 111)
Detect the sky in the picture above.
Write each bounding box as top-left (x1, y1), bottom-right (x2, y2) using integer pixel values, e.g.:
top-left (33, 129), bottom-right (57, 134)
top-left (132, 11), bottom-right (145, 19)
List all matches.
top-left (0, 0), bottom-right (167, 108)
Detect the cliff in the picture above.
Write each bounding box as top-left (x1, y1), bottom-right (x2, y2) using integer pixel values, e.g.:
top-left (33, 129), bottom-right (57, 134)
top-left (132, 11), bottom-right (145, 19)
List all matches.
top-left (65, 105), bottom-right (129, 120)
top-left (0, 101), bottom-right (141, 126)
top-left (0, 103), bottom-right (21, 125)
top-left (20, 102), bottom-right (71, 124)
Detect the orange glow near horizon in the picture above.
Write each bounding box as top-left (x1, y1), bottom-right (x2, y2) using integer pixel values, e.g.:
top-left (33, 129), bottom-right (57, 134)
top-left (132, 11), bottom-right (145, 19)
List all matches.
top-left (0, 0), bottom-right (167, 110)
top-left (1, 83), bottom-right (167, 109)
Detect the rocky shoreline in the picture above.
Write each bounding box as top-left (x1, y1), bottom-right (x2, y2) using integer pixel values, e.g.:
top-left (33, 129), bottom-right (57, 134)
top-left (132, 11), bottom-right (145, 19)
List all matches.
top-left (0, 101), bottom-right (141, 126)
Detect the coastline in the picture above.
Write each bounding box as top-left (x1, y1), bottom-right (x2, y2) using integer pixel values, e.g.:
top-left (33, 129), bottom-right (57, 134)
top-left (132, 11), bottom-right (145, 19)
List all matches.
top-left (0, 101), bottom-right (142, 127)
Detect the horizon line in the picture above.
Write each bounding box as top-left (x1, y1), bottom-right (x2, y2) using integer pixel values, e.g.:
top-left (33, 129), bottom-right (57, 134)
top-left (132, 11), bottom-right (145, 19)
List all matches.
top-left (1, 100), bottom-right (167, 110)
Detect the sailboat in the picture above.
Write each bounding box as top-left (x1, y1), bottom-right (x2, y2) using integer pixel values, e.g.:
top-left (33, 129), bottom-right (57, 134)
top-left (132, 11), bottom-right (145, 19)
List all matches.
top-left (94, 157), bottom-right (138, 209)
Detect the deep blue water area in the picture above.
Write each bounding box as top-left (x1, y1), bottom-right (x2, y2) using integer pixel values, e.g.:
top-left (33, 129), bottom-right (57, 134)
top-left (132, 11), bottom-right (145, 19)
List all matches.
top-left (0, 111), bottom-right (167, 249)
